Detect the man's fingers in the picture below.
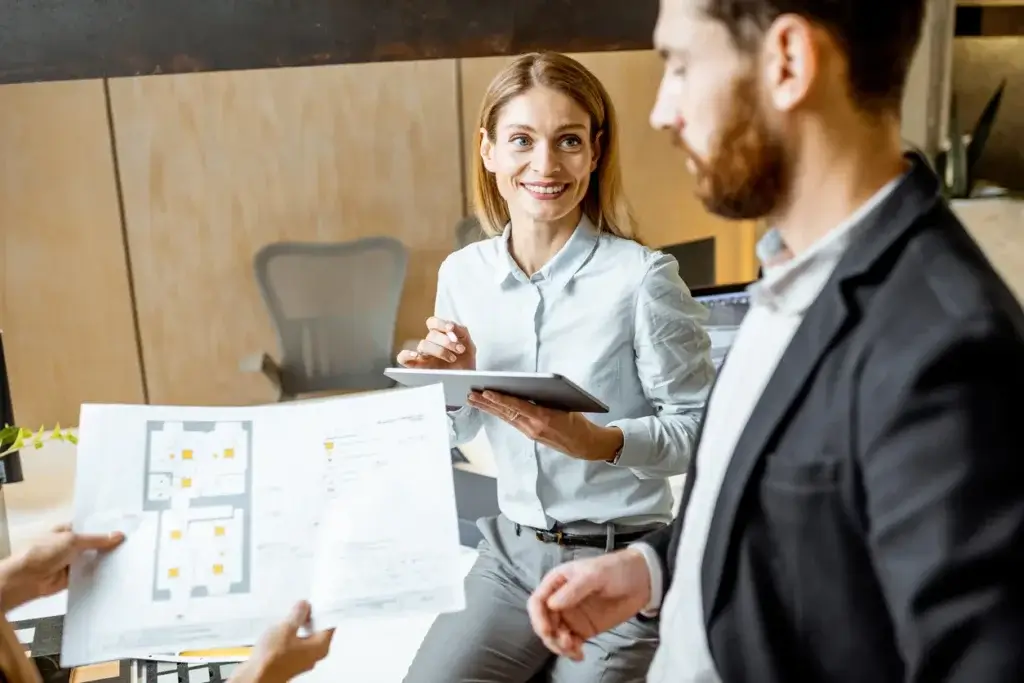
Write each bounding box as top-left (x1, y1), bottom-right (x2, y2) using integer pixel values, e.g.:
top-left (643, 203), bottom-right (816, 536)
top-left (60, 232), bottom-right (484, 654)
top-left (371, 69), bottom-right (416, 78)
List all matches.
top-left (546, 571), bottom-right (597, 611)
top-left (530, 571), bottom-right (569, 634)
top-left (73, 531), bottom-right (125, 552)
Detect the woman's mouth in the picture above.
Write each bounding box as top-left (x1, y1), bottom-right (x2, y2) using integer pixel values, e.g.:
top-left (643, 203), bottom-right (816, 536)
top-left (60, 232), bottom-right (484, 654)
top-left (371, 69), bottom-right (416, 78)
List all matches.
top-left (521, 182), bottom-right (568, 200)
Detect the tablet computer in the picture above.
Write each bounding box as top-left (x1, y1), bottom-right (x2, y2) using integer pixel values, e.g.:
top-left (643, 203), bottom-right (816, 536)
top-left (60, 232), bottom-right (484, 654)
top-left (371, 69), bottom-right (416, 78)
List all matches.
top-left (383, 368), bottom-right (609, 414)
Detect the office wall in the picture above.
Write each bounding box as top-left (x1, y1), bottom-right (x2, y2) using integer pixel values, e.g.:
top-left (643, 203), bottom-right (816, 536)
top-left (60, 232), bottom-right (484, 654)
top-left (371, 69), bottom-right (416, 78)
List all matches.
top-left (108, 62), bottom-right (464, 406)
top-left (0, 81), bottom-right (145, 427)
top-left (0, 52), bottom-right (775, 422)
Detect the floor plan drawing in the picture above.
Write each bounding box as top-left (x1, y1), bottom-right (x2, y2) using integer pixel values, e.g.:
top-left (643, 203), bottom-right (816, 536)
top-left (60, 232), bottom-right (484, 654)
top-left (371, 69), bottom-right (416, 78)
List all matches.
top-left (143, 420), bottom-right (253, 603)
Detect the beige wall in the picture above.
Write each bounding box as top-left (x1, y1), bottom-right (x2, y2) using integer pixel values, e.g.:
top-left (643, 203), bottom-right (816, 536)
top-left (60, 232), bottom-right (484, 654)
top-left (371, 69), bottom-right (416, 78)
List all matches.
top-left (0, 81), bottom-right (145, 427)
top-left (0, 52), bottom-right (762, 424)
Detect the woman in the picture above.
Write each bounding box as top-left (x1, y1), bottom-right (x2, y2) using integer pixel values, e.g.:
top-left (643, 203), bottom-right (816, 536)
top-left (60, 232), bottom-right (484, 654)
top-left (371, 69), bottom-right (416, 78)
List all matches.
top-left (398, 52), bottom-right (715, 682)
top-left (0, 527), bottom-right (332, 683)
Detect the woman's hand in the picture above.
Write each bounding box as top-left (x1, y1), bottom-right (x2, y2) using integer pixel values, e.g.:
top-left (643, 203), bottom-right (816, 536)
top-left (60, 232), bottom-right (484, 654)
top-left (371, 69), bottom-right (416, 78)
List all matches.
top-left (229, 601), bottom-right (333, 683)
top-left (468, 391), bottom-right (624, 462)
top-left (0, 524), bottom-right (125, 612)
top-left (396, 317), bottom-right (476, 370)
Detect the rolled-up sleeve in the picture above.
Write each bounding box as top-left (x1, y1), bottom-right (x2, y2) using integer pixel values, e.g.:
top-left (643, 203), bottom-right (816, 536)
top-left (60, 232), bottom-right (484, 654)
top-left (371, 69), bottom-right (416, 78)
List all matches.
top-left (434, 258), bottom-right (484, 446)
top-left (607, 252), bottom-right (715, 478)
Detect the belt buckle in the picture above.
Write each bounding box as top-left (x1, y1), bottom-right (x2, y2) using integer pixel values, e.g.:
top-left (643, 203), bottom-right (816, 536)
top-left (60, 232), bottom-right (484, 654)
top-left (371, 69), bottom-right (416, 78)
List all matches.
top-left (535, 529), bottom-right (565, 545)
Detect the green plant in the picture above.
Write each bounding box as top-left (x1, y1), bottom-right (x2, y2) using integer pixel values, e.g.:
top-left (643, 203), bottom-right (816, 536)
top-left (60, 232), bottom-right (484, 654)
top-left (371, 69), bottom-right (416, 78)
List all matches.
top-left (0, 424), bottom-right (76, 457)
top-left (934, 79), bottom-right (1007, 200)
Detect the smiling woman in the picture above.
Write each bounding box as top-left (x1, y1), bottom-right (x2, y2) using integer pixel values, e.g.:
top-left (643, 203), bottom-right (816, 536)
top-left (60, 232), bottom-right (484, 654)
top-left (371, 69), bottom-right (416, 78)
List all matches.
top-left (398, 52), bottom-right (717, 683)
top-left (473, 51), bottom-right (635, 244)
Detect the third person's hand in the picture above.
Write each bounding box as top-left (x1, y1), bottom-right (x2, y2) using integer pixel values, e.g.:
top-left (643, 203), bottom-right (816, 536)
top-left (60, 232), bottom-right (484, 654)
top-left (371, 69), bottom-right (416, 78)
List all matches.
top-left (396, 317), bottom-right (476, 370)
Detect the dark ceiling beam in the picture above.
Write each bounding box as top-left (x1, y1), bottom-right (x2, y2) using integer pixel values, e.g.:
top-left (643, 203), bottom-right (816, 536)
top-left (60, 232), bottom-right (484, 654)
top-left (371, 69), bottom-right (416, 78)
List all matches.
top-left (0, 0), bottom-right (660, 85)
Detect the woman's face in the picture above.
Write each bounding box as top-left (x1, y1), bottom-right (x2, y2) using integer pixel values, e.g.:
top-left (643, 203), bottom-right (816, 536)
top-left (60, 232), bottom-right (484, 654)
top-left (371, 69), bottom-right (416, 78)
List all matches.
top-left (481, 86), bottom-right (601, 228)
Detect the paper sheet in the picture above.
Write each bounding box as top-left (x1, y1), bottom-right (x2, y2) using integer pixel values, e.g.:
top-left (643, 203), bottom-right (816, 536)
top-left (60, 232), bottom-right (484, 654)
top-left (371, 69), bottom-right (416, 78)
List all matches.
top-left (60, 384), bottom-right (464, 669)
top-left (296, 546), bottom-right (480, 683)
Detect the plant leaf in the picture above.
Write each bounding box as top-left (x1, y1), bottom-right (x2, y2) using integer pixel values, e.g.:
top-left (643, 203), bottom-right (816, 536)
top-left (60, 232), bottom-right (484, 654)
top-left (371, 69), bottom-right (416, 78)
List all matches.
top-left (947, 94), bottom-right (969, 198)
top-left (966, 78), bottom-right (1006, 182)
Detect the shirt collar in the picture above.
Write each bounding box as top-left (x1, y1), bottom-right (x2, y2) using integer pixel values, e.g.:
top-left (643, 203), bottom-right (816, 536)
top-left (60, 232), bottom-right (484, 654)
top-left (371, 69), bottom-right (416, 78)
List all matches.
top-left (493, 214), bottom-right (600, 289)
top-left (749, 173), bottom-right (904, 314)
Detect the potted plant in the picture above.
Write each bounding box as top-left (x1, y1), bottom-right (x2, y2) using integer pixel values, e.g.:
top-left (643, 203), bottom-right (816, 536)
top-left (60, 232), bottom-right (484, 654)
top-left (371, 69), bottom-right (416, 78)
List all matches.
top-left (933, 79), bottom-right (1024, 304)
top-left (0, 424), bottom-right (76, 458)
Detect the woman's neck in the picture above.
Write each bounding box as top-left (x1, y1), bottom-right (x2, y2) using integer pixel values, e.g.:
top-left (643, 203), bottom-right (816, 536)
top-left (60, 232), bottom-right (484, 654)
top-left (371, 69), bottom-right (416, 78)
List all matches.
top-left (507, 208), bottom-right (582, 276)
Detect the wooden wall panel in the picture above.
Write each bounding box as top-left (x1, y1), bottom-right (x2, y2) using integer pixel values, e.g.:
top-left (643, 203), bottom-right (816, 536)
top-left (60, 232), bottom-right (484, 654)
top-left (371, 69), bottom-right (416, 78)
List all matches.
top-left (458, 50), bottom-right (759, 286)
top-left (110, 61), bottom-right (463, 407)
top-left (0, 80), bottom-right (145, 427)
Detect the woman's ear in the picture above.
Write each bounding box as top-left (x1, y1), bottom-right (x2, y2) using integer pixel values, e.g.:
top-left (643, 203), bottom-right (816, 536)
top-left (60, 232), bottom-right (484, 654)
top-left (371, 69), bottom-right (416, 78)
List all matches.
top-left (590, 130), bottom-right (603, 172)
top-left (479, 128), bottom-right (496, 173)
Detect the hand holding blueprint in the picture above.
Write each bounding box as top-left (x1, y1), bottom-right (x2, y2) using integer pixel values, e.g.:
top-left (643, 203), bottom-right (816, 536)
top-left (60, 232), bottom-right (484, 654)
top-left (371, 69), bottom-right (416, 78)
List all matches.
top-left (60, 384), bottom-right (464, 668)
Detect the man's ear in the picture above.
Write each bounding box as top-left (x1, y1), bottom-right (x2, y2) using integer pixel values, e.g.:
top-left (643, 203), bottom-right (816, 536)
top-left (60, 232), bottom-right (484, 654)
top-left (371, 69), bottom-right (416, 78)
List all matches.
top-left (479, 128), bottom-right (496, 172)
top-left (761, 14), bottom-right (818, 112)
top-left (590, 130), bottom-right (603, 172)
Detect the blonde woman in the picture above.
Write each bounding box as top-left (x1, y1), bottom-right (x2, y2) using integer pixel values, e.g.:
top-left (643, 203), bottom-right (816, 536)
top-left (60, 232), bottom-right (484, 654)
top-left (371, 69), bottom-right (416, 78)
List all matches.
top-left (397, 52), bottom-right (715, 682)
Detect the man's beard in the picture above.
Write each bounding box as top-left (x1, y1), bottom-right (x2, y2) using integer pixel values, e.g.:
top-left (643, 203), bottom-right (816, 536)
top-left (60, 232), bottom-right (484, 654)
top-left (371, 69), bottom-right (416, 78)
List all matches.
top-left (682, 75), bottom-right (788, 221)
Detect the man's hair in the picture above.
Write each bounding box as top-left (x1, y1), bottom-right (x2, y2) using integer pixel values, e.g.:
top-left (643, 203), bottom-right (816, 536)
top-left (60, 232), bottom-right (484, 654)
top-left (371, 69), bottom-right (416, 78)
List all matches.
top-left (704, 0), bottom-right (927, 112)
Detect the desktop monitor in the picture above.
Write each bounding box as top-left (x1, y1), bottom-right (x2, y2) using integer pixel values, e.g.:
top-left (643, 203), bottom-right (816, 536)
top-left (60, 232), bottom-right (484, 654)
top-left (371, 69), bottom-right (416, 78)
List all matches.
top-left (691, 282), bottom-right (753, 370)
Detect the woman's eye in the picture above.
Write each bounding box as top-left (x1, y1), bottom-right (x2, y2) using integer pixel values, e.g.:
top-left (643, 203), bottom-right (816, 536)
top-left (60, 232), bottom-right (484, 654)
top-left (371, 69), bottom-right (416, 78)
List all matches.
top-left (510, 135), bottom-right (531, 147)
top-left (560, 136), bottom-right (582, 149)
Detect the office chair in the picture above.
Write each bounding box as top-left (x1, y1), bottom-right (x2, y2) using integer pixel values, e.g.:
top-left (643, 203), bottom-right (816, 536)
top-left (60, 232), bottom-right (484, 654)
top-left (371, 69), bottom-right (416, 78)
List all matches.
top-left (240, 237), bottom-right (408, 401)
top-left (454, 214), bottom-right (488, 250)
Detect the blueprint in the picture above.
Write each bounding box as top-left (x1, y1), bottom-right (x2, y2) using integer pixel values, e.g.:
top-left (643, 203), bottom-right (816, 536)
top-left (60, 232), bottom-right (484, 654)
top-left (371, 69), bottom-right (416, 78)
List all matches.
top-left (61, 384), bottom-right (464, 668)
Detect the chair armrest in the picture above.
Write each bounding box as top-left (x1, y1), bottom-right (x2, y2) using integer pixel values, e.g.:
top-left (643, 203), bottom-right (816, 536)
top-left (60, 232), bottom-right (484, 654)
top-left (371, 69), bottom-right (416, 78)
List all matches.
top-left (239, 352), bottom-right (284, 398)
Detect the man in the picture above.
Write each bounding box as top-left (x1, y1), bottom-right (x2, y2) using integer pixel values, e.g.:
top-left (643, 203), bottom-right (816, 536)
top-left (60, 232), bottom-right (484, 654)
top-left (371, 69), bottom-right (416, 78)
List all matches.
top-left (527, 0), bottom-right (1024, 681)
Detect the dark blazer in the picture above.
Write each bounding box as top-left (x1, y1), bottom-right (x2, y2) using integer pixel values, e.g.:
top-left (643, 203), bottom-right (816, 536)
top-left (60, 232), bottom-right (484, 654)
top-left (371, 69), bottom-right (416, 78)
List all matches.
top-left (644, 154), bottom-right (1024, 682)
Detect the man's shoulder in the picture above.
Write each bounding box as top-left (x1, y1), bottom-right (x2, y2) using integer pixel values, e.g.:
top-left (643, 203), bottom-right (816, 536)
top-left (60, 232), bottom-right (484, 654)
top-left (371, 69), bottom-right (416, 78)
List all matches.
top-left (855, 204), bottom-right (1024, 379)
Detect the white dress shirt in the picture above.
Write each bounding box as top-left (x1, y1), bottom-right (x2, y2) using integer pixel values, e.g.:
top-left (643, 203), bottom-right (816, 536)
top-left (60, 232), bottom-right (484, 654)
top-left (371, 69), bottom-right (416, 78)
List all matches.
top-left (641, 176), bottom-right (902, 682)
top-left (437, 216), bottom-right (716, 529)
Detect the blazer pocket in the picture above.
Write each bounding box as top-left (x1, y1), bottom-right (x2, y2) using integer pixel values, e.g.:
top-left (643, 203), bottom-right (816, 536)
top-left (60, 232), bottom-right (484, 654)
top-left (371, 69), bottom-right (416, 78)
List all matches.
top-left (762, 456), bottom-right (841, 495)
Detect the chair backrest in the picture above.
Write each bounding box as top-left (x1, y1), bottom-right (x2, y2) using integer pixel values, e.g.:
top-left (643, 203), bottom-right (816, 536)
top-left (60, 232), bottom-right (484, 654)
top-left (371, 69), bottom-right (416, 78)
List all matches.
top-left (254, 237), bottom-right (408, 395)
top-left (455, 215), bottom-right (488, 249)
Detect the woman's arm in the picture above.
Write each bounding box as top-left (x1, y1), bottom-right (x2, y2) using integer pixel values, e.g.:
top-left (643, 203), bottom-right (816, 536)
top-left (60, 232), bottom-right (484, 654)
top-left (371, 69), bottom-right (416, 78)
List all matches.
top-left (435, 258), bottom-right (484, 447)
top-left (607, 252), bottom-right (715, 479)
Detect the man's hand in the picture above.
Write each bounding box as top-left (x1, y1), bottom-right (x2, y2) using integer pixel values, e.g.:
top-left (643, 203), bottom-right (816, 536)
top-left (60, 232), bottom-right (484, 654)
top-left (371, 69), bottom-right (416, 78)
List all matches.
top-left (231, 601), bottom-right (334, 683)
top-left (468, 390), bottom-right (623, 462)
top-left (396, 317), bottom-right (476, 370)
top-left (0, 524), bottom-right (124, 612)
top-left (528, 549), bottom-right (652, 661)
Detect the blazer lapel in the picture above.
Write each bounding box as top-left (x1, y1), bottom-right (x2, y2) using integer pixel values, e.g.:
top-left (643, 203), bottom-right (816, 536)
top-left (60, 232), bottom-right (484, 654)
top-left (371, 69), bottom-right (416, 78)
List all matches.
top-left (700, 285), bottom-right (853, 621)
top-left (698, 151), bottom-right (944, 625)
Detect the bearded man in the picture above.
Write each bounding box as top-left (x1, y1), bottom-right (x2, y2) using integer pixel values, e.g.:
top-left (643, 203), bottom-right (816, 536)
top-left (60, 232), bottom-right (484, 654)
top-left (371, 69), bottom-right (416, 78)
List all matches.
top-left (526, 1), bottom-right (1024, 681)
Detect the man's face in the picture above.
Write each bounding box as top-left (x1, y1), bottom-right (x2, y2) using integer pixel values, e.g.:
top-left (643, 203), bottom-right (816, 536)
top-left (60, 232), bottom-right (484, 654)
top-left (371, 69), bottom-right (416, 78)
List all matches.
top-left (650, 0), bottom-right (788, 220)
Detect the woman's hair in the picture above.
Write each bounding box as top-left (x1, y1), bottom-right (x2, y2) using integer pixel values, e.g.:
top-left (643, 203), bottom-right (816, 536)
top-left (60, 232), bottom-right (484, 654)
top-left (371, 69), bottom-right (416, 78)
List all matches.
top-left (471, 52), bottom-right (638, 240)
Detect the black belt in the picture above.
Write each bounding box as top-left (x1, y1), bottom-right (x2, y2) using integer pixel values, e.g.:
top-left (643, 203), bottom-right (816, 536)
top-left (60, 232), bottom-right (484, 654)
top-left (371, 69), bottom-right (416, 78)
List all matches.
top-left (516, 523), bottom-right (659, 549)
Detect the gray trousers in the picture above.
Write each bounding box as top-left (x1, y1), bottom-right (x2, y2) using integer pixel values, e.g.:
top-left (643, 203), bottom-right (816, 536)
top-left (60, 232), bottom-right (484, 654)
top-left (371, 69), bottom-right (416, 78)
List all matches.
top-left (403, 514), bottom-right (660, 683)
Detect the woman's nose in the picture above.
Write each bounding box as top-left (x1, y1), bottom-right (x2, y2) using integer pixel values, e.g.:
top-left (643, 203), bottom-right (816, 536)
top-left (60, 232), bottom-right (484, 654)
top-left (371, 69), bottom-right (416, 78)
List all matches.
top-left (530, 144), bottom-right (559, 174)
